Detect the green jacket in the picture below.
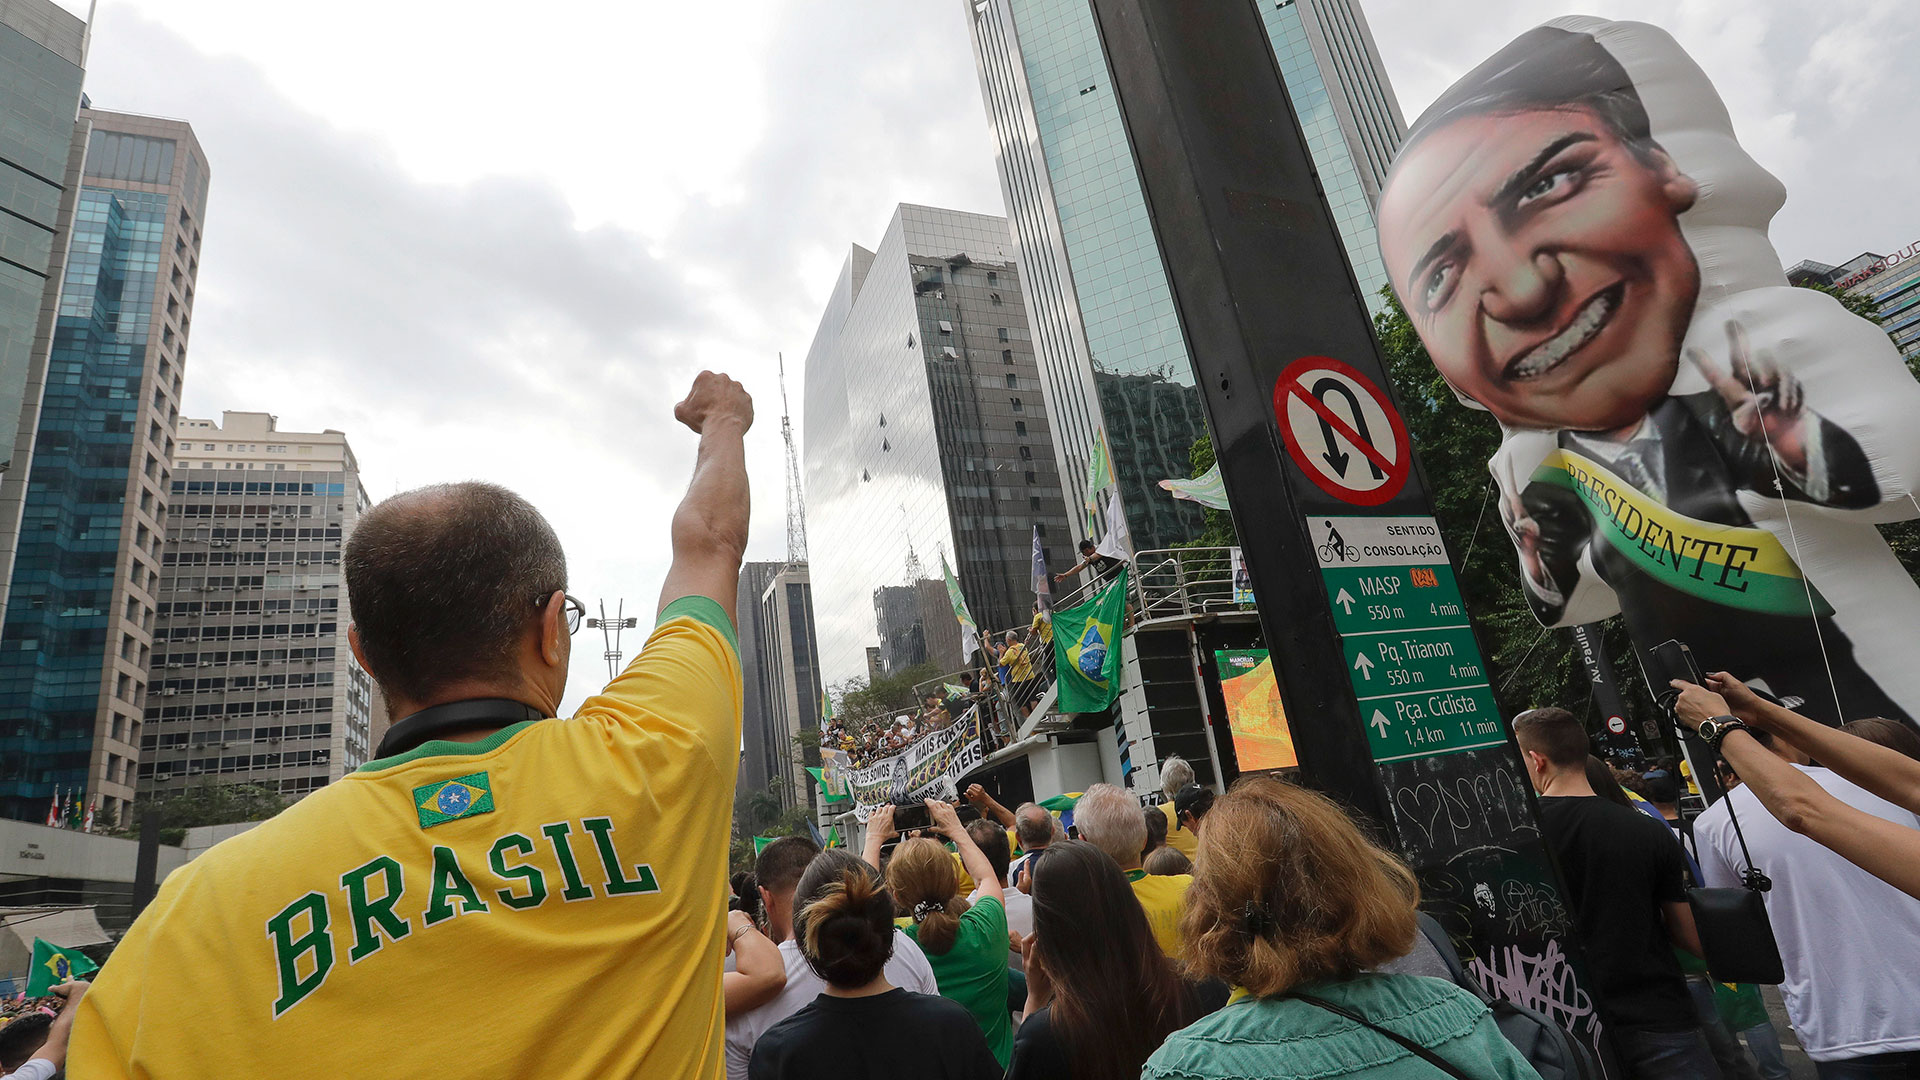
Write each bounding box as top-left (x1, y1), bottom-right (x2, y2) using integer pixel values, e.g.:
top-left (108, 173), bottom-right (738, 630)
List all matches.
top-left (1143, 972), bottom-right (1543, 1080)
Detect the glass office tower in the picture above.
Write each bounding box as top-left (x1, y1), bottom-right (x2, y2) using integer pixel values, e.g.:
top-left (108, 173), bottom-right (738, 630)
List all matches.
top-left (965, 0), bottom-right (1406, 551)
top-left (0, 0), bottom-right (86, 611)
top-left (804, 205), bottom-right (1072, 686)
top-left (0, 109), bottom-right (209, 823)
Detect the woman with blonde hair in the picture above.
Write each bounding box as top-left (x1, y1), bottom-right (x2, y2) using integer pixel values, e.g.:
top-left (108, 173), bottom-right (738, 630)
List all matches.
top-left (864, 798), bottom-right (1013, 1067)
top-left (1143, 777), bottom-right (1541, 1080)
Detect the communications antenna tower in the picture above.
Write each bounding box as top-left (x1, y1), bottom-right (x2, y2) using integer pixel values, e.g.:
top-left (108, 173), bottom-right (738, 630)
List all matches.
top-left (779, 353), bottom-right (808, 565)
top-left (586, 600), bottom-right (638, 683)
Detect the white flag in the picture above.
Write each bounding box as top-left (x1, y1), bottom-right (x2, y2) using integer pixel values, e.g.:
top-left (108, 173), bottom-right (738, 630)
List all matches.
top-left (1095, 492), bottom-right (1133, 564)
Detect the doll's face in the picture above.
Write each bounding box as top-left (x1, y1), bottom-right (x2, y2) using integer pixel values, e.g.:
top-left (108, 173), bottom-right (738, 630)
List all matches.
top-left (1380, 107), bottom-right (1700, 432)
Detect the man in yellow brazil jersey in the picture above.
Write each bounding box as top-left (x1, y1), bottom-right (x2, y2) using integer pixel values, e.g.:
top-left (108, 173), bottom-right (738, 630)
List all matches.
top-left (71, 372), bottom-right (753, 1079)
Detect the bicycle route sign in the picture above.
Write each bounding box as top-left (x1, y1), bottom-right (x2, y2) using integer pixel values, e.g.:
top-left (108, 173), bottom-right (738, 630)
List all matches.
top-left (1309, 515), bottom-right (1506, 763)
top-left (1272, 356), bottom-right (1410, 507)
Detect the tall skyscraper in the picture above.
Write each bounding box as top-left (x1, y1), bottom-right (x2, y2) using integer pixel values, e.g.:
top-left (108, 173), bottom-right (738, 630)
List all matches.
top-left (0, 0), bottom-right (86, 610)
top-left (804, 204), bottom-right (1072, 686)
top-left (142, 412), bottom-right (380, 802)
top-left (757, 563), bottom-right (822, 812)
top-left (734, 558), bottom-right (787, 805)
top-left (964, 0), bottom-right (1406, 551)
top-left (0, 108), bottom-right (209, 824)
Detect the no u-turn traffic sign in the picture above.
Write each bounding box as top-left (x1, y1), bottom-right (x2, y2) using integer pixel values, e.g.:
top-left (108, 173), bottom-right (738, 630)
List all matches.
top-left (1272, 356), bottom-right (1410, 506)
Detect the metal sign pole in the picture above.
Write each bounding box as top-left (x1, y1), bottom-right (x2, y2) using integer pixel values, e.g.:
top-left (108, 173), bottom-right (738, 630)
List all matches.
top-left (1086, 0), bottom-right (1602, 1048)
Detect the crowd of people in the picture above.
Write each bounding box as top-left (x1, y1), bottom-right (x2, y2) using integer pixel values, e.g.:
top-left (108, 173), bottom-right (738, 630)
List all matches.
top-left (0, 982), bottom-right (87, 1080)
top-left (37, 371), bottom-right (1920, 1080)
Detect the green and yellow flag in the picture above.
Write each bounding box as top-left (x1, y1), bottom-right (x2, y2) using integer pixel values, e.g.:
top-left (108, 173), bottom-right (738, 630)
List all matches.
top-left (25, 937), bottom-right (98, 996)
top-left (1052, 568), bottom-right (1128, 713)
top-left (942, 554), bottom-right (981, 659)
top-left (1084, 433), bottom-right (1115, 530)
top-left (1531, 449), bottom-right (1831, 617)
top-left (413, 772), bottom-right (494, 829)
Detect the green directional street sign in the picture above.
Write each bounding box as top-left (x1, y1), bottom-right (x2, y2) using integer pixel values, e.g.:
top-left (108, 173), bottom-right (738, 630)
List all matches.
top-left (1310, 516), bottom-right (1506, 762)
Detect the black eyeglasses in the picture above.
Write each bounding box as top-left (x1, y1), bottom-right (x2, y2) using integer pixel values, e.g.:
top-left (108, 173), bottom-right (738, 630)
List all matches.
top-left (538, 592), bottom-right (585, 634)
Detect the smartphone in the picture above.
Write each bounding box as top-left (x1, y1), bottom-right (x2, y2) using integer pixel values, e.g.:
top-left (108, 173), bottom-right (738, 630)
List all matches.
top-left (1644, 639), bottom-right (1702, 711)
top-left (892, 801), bottom-right (932, 832)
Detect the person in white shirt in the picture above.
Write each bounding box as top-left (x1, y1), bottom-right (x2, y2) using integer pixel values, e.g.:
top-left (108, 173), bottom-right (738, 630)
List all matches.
top-left (965, 818), bottom-right (1034, 943)
top-left (1686, 717), bottom-right (1920, 1077)
top-left (724, 841), bottom-right (936, 1080)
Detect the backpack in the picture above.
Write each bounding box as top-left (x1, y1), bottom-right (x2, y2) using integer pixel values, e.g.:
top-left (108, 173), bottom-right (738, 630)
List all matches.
top-left (1415, 915), bottom-right (1605, 1080)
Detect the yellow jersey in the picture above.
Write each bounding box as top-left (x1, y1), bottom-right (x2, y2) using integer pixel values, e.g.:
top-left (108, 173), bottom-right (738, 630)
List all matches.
top-left (1128, 869), bottom-right (1192, 958)
top-left (1001, 642), bottom-right (1036, 683)
top-left (1160, 801), bottom-right (1199, 861)
top-left (71, 599), bottom-right (742, 1080)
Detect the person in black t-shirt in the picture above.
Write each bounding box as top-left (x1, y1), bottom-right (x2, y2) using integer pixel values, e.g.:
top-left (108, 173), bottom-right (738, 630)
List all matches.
top-left (748, 850), bottom-right (999, 1080)
top-left (1055, 539), bottom-right (1121, 591)
top-left (1515, 707), bottom-right (1721, 1080)
top-left (1006, 841), bottom-right (1228, 1080)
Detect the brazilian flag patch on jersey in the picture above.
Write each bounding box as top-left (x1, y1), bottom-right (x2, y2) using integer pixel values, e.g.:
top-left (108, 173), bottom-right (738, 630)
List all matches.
top-left (414, 772), bottom-right (494, 829)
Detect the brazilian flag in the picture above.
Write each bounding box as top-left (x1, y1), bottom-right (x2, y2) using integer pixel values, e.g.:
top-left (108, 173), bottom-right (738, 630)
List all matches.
top-left (1051, 568), bottom-right (1127, 713)
top-left (413, 772), bottom-right (494, 829)
top-left (25, 938), bottom-right (97, 996)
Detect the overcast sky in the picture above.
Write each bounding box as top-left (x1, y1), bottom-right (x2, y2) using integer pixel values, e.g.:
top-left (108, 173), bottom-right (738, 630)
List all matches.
top-left (62, 0), bottom-right (1917, 709)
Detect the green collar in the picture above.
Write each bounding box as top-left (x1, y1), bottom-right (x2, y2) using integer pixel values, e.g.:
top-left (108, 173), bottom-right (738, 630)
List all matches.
top-left (1126, 868), bottom-right (1148, 883)
top-left (354, 719), bottom-right (538, 774)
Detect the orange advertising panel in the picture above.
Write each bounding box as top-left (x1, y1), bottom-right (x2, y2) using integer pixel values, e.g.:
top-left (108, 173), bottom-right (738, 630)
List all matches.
top-left (1214, 649), bottom-right (1298, 772)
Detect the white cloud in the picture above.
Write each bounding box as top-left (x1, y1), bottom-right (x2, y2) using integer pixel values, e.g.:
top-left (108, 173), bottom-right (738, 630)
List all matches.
top-left (65, 0), bottom-right (1913, 707)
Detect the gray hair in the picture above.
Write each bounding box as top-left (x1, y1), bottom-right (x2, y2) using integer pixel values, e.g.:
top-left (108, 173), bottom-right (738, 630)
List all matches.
top-left (1075, 784), bottom-right (1147, 868)
top-left (1013, 803), bottom-right (1054, 851)
top-left (1159, 756), bottom-right (1195, 798)
top-left (345, 481), bottom-right (566, 706)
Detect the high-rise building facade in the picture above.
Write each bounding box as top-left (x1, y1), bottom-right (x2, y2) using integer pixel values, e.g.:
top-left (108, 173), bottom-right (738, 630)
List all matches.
top-left (1788, 241), bottom-right (1920, 361)
top-left (0, 108), bottom-right (208, 824)
top-left (734, 558), bottom-right (787, 806)
top-left (804, 204), bottom-right (1072, 685)
top-left (142, 412), bottom-right (380, 801)
top-left (964, 0), bottom-right (1406, 551)
top-left (757, 563), bottom-right (822, 812)
top-left (0, 0), bottom-right (86, 610)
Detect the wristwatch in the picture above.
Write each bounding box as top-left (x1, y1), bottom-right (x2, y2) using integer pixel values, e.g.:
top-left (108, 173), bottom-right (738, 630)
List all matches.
top-left (1696, 715), bottom-right (1750, 747)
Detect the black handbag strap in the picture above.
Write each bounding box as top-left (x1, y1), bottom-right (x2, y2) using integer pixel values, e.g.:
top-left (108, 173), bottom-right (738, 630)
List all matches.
top-left (1718, 775), bottom-right (1773, 893)
top-left (1289, 992), bottom-right (1474, 1080)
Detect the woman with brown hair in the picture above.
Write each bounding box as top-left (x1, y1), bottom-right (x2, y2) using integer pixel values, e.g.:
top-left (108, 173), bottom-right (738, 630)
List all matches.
top-left (1143, 777), bottom-right (1542, 1080)
top-left (748, 851), bottom-right (999, 1080)
top-left (864, 799), bottom-right (1013, 1067)
top-left (1006, 841), bottom-right (1227, 1080)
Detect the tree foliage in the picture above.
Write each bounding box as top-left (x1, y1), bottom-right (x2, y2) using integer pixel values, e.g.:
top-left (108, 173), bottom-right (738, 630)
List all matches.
top-left (116, 783), bottom-right (289, 846)
top-left (828, 661), bottom-right (942, 728)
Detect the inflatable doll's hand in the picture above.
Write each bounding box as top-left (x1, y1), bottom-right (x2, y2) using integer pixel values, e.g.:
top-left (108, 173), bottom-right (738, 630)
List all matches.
top-left (1689, 320), bottom-right (1809, 462)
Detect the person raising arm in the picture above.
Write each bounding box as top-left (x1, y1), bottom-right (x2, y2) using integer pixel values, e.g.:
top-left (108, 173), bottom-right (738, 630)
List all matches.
top-left (723, 909), bottom-right (786, 1016)
top-left (660, 372), bottom-right (754, 624)
top-left (1700, 672), bottom-right (1920, 815)
top-left (1672, 679), bottom-right (1920, 901)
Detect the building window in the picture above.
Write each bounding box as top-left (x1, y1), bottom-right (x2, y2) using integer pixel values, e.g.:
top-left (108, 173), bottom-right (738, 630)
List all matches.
top-left (1029, 496), bottom-right (1042, 510)
top-left (1019, 446), bottom-right (1032, 461)
top-left (987, 271), bottom-right (997, 284)
top-left (1011, 398), bottom-right (1022, 412)
top-left (939, 320), bottom-right (954, 334)
top-left (1036, 524), bottom-right (1047, 537)
top-left (991, 293), bottom-right (1003, 305)
top-left (997, 328), bottom-right (1009, 343)
top-left (1005, 373), bottom-right (1018, 388)
top-left (878, 413), bottom-right (886, 427)
top-left (1002, 349), bottom-right (1013, 364)
top-left (1025, 470), bottom-right (1036, 484)
top-left (1015, 421), bottom-right (1028, 436)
